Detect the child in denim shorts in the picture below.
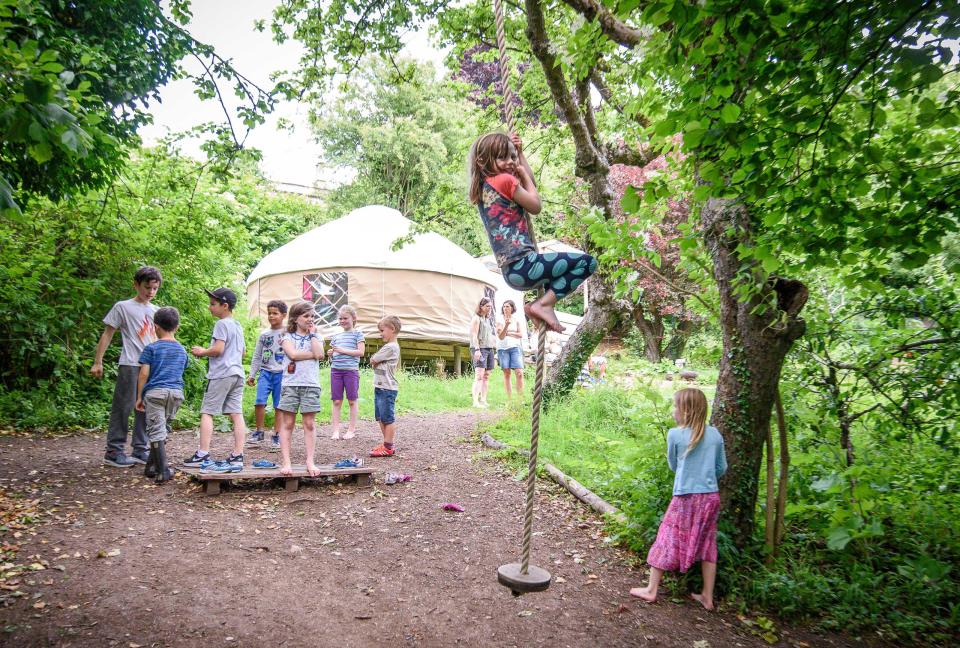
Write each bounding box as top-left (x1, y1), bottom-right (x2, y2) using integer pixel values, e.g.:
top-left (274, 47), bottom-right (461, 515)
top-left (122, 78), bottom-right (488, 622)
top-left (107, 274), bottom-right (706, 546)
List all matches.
top-left (369, 315), bottom-right (401, 458)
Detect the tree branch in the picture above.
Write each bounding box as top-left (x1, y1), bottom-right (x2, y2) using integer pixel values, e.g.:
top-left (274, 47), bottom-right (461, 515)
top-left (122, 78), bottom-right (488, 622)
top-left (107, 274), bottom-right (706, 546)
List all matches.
top-left (525, 0), bottom-right (610, 210)
top-left (606, 140), bottom-right (657, 166)
top-left (558, 0), bottom-right (645, 49)
top-left (575, 75), bottom-right (600, 151)
top-left (590, 67), bottom-right (650, 127)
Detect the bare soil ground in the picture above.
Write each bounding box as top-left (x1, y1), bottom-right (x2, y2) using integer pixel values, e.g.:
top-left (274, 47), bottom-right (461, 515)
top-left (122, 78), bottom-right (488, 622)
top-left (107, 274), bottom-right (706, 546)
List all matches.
top-left (1, 413), bottom-right (869, 647)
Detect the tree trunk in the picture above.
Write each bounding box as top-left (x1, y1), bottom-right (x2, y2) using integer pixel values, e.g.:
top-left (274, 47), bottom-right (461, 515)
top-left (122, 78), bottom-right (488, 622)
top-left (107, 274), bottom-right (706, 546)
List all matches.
top-left (634, 307), bottom-right (664, 363)
top-left (764, 417), bottom-right (776, 561)
top-left (664, 318), bottom-right (695, 361)
top-left (701, 197), bottom-right (807, 547)
top-left (774, 389), bottom-right (789, 553)
top-left (543, 274), bottom-right (629, 404)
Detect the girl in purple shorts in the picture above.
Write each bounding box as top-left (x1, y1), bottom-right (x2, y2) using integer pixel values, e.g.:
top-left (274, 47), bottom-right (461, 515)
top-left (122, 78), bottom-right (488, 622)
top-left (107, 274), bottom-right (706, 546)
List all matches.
top-left (327, 305), bottom-right (365, 440)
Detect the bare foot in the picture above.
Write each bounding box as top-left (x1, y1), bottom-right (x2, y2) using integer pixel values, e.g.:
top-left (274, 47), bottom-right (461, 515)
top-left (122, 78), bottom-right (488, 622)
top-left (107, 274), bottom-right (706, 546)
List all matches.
top-left (306, 463), bottom-right (321, 477)
top-left (629, 587), bottom-right (657, 603)
top-left (689, 593), bottom-right (714, 610)
top-left (343, 430), bottom-right (355, 440)
top-left (525, 301), bottom-right (564, 333)
top-left (330, 430), bottom-right (341, 440)
top-left (279, 463), bottom-right (293, 476)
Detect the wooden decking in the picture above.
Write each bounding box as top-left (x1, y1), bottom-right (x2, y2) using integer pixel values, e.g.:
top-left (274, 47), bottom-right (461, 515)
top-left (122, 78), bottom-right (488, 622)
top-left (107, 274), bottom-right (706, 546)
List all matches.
top-left (181, 463), bottom-right (374, 495)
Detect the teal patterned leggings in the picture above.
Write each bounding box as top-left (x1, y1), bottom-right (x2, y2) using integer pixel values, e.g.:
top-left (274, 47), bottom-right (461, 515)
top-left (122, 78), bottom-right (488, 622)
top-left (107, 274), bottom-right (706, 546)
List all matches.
top-left (502, 251), bottom-right (597, 299)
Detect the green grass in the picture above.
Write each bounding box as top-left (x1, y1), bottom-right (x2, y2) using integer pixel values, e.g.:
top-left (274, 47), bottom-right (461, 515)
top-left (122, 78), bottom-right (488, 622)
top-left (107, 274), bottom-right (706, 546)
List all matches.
top-left (174, 367), bottom-right (518, 431)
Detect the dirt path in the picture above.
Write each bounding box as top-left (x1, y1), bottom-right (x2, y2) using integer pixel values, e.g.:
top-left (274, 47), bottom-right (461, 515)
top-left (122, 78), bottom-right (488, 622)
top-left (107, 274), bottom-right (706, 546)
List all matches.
top-left (1, 413), bottom-right (859, 647)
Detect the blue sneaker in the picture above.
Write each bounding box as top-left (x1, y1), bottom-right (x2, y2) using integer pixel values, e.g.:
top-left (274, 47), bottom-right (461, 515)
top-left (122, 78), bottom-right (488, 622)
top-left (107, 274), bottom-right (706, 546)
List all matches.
top-left (252, 459), bottom-right (278, 469)
top-left (269, 435), bottom-right (281, 452)
top-left (183, 451), bottom-right (211, 468)
top-left (245, 430), bottom-right (265, 447)
top-left (333, 456), bottom-right (363, 469)
top-left (201, 461), bottom-right (241, 474)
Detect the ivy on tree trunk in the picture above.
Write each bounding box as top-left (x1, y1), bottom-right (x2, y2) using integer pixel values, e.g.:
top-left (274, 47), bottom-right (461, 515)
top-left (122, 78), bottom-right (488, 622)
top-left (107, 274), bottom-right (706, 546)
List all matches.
top-left (701, 197), bottom-right (807, 545)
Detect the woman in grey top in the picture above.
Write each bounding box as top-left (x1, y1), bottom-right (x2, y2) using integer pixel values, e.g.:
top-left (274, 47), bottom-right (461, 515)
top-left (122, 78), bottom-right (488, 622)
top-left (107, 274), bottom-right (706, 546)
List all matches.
top-left (470, 297), bottom-right (497, 408)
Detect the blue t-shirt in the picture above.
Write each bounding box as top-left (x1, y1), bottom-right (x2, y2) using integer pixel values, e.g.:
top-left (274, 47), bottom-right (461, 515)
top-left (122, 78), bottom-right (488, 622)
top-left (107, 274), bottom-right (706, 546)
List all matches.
top-left (667, 425), bottom-right (728, 496)
top-left (138, 340), bottom-right (188, 394)
top-left (329, 330), bottom-right (365, 371)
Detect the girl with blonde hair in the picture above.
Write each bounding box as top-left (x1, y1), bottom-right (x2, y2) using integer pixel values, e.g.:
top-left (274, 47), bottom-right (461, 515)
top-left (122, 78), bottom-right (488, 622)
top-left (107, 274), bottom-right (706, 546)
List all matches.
top-left (630, 388), bottom-right (728, 610)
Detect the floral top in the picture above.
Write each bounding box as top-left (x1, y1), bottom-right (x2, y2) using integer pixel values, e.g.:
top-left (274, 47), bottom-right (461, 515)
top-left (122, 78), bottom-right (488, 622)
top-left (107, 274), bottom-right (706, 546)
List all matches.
top-left (477, 173), bottom-right (535, 268)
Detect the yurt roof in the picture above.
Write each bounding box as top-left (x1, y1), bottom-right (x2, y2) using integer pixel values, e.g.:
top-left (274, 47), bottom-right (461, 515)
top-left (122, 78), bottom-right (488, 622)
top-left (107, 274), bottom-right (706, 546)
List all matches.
top-left (246, 205), bottom-right (493, 286)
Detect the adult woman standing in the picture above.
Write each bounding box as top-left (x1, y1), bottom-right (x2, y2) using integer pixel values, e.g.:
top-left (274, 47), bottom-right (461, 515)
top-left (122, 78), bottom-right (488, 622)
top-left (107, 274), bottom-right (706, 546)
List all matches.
top-left (496, 300), bottom-right (524, 400)
top-left (470, 297), bottom-right (497, 408)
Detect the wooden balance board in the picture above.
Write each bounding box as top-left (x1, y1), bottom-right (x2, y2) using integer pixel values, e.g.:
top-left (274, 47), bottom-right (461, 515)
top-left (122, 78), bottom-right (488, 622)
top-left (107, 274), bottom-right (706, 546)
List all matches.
top-left (180, 464), bottom-right (374, 495)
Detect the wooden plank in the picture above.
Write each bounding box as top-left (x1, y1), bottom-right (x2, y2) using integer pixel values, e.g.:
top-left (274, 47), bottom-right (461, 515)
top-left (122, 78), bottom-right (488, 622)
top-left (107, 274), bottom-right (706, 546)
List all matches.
top-left (181, 464), bottom-right (373, 482)
top-left (354, 473), bottom-right (372, 487)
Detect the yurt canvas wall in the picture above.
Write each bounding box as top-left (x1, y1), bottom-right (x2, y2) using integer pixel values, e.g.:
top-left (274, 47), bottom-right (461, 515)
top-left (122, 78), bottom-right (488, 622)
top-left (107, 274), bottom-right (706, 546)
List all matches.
top-left (245, 205), bottom-right (496, 372)
top-left (249, 267), bottom-right (488, 344)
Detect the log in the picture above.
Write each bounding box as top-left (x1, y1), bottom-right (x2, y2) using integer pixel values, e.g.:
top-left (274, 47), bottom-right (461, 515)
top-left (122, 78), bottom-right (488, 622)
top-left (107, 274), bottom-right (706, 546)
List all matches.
top-left (544, 463), bottom-right (626, 523)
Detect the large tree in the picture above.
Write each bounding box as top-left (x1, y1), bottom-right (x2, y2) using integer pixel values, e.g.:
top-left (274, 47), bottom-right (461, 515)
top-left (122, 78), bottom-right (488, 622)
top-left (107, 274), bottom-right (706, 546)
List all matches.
top-left (1, 0), bottom-right (275, 215)
top-left (268, 0), bottom-right (959, 544)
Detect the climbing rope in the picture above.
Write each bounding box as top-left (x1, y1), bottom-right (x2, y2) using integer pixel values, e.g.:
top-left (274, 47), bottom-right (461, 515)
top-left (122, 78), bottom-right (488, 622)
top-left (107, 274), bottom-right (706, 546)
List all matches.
top-left (493, 0), bottom-right (548, 583)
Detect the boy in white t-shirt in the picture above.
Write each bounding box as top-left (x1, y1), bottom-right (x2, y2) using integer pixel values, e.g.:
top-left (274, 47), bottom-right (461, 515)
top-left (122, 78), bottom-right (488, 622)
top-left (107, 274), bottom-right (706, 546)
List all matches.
top-left (184, 288), bottom-right (247, 471)
top-left (91, 266), bottom-right (161, 468)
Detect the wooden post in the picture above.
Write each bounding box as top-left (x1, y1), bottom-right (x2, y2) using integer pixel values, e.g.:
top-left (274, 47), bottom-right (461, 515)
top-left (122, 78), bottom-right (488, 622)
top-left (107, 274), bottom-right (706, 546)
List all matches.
top-left (453, 345), bottom-right (462, 377)
top-left (203, 480), bottom-right (221, 495)
top-left (284, 478), bottom-right (299, 492)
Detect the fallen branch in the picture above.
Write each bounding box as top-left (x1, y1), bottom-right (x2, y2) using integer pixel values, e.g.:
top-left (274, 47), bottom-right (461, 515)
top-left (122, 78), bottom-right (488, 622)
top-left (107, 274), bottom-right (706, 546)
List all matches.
top-left (544, 463), bottom-right (626, 523)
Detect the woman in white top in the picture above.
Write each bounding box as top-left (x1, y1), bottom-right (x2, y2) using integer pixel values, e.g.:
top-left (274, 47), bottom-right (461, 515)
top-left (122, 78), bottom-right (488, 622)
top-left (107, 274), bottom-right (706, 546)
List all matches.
top-left (496, 300), bottom-right (524, 399)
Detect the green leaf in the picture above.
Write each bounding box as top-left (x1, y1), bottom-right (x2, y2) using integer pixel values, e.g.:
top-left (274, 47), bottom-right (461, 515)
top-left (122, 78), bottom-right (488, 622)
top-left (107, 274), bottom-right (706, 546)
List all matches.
top-left (826, 526), bottom-right (853, 551)
top-left (61, 130), bottom-right (80, 152)
top-left (720, 103), bottom-right (741, 123)
top-left (28, 141), bottom-right (53, 164)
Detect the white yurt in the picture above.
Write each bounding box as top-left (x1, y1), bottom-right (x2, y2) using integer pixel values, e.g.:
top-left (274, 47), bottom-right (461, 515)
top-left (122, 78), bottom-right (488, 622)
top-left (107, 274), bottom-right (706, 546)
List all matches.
top-left (245, 205), bottom-right (496, 373)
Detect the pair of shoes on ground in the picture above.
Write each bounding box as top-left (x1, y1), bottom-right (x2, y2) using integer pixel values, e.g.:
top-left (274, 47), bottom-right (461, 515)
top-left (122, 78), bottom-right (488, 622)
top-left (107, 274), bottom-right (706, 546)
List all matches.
top-left (368, 444), bottom-right (395, 457)
top-left (103, 450), bottom-right (149, 468)
top-left (184, 452), bottom-right (244, 473)
top-left (246, 430), bottom-right (281, 450)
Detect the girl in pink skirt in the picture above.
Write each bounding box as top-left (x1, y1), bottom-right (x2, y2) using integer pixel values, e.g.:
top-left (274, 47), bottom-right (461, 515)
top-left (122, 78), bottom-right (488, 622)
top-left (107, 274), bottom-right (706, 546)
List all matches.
top-left (630, 388), bottom-right (727, 610)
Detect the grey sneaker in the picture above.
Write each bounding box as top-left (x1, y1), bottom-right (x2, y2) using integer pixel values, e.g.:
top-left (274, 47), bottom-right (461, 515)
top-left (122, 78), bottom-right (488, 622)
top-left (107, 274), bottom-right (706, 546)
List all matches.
top-left (269, 435), bottom-right (281, 452)
top-left (103, 452), bottom-right (136, 468)
top-left (130, 450), bottom-right (149, 465)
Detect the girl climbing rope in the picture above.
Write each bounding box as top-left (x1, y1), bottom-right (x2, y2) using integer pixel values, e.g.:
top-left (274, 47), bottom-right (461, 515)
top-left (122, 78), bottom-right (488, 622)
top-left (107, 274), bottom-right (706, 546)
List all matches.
top-left (468, 131), bottom-right (597, 333)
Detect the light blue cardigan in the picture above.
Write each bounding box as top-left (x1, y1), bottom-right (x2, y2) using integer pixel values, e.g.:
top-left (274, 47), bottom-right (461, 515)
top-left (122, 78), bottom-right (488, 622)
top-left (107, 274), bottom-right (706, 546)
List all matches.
top-left (667, 425), bottom-right (728, 496)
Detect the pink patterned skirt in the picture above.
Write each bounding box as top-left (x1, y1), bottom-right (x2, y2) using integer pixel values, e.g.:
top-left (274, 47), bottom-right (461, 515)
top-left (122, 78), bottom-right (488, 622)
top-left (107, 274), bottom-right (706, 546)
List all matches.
top-left (646, 492), bottom-right (721, 573)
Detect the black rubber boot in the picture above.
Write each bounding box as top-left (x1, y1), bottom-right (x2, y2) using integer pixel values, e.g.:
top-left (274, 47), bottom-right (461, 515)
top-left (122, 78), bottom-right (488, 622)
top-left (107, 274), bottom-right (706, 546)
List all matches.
top-left (154, 440), bottom-right (174, 483)
top-left (144, 442), bottom-right (158, 479)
